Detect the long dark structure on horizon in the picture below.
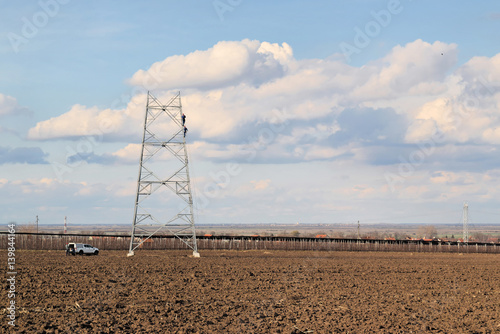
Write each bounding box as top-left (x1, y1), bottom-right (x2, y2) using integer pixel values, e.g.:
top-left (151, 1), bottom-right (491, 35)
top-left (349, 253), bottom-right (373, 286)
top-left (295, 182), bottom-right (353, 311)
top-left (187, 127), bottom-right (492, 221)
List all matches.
top-left (1, 232), bottom-right (499, 254)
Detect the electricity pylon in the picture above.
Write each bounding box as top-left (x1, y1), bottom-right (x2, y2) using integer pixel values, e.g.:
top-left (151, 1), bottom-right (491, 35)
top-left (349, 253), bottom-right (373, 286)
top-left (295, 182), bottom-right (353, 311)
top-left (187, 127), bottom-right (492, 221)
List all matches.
top-left (128, 92), bottom-right (199, 257)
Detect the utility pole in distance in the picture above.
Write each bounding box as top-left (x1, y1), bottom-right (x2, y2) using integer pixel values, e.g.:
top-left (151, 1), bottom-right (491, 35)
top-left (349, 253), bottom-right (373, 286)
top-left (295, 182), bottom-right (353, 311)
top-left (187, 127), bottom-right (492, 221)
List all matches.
top-left (36, 215), bottom-right (39, 250)
top-left (463, 202), bottom-right (469, 243)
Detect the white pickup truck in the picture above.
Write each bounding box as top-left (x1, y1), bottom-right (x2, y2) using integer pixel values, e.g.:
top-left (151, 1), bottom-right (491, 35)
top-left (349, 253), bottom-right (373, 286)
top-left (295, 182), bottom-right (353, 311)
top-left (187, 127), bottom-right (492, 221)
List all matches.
top-left (66, 243), bottom-right (99, 256)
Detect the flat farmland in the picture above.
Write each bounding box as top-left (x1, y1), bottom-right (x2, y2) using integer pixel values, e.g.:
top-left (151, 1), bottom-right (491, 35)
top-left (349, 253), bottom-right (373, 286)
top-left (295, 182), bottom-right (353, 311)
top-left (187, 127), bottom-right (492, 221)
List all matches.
top-left (2, 250), bottom-right (499, 333)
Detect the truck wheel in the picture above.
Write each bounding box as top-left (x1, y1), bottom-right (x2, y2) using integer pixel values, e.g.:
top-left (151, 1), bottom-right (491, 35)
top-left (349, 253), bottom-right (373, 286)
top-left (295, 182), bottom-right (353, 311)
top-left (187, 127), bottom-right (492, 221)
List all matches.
top-left (79, 250), bottom-right (84, 255)
top-left (94, 250), bottom-right (99, 255)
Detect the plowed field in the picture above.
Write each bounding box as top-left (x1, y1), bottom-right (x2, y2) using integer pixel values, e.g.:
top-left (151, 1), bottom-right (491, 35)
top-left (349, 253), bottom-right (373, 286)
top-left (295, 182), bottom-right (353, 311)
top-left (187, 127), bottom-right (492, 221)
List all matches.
top-left (2, 250), bottom-right (499, 333)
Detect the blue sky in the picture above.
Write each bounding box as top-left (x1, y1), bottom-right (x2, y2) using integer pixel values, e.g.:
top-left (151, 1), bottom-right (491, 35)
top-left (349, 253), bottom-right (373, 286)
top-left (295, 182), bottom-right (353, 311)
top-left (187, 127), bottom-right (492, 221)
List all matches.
top-left (1, 0), bottom-right (500, 228)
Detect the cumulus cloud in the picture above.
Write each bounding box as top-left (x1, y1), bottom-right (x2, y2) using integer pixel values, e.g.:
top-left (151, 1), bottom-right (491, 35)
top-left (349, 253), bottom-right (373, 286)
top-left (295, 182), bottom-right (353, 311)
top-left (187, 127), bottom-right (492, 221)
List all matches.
top-left (110, 143), bottom-right (142, 162)
top-left (251, 179), bottom-right (271, 190)
top-left (128, 40), bottom-right (294, 90)
top-left (0, 95), bottom-right (18, 116)
top-left (0, 94), bottom-right (30, 117)
top-left (459, 53), bottom-right (500, 83)
top-left (27, 94), bottom-right (147, 141)
top-left (25, 38), bottom-right (500, 173)
top-left (405, 52), bottom-right (500, 145)
top-left (349, 40), bottom-right (458, 101)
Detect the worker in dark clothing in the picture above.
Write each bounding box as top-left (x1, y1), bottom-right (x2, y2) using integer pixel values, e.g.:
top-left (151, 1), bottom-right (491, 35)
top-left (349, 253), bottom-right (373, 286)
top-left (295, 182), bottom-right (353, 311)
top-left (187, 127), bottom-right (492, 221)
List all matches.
top-left (184, 126), bottom-right (188, 137)
top-left (181, 113), bottom-right (186, 125)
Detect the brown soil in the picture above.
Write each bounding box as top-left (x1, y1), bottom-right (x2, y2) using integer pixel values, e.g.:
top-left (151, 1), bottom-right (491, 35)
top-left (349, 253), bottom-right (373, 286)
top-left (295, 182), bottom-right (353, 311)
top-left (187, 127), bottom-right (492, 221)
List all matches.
top-left (2, 250), bottom-right (500, 333)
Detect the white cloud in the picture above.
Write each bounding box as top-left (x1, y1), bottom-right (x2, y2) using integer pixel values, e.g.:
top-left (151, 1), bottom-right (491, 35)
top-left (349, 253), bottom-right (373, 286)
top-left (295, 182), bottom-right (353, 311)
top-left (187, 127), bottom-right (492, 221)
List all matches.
top-left (458, 53), bottom-right (500, 83)
top-left (482, 127), bottom-right (500, 144)
top-left (0, 93), bottom-right (29, 117)
top-left (25, 39), bottom-right (500, 176)
top-left (7, 36), bottom-right (500, 226)
top-left (8, 177), bottom-right (72, 195)
top-left (430, 171), bottom-right (475, 185)
top-left (303, 145), bottom-right (344, 161)
top-left (111, 143), bottom-right (142, 162)
top-left (251, 179), bottom-right (271, 190)
top-left (0, 176), bottom-right (136, 225)
top-left (405, 119), bottom-right (438, 143)
top-left (0, 178), bottom-right (8, 187)
top-left (27, 105), bottom-right (118, 140)
top-left (27, 94), bottom-right (146, 141)
top-left (404, 51), bottom-right (500, 145)
top-left (128, 39), bottom-right (294, 90)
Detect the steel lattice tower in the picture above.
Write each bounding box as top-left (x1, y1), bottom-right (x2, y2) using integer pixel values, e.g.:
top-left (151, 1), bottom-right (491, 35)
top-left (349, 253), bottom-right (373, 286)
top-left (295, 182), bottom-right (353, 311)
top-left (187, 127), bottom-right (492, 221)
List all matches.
top-left (128, 92), bottom-right (199, 257)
